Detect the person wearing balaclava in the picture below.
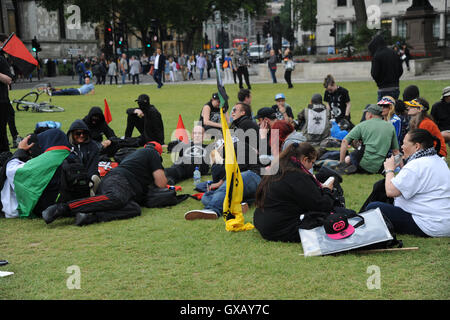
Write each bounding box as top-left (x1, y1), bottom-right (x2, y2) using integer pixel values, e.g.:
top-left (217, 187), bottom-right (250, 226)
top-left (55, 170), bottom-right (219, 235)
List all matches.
top-left (368, 33), bottom-right (403, 101)
top-left (124, 94), bottom-right (164, 146)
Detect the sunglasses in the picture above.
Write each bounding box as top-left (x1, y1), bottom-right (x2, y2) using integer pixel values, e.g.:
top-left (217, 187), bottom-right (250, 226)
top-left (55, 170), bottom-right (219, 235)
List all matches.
top-left (73, 131), bottom-right (87, 136)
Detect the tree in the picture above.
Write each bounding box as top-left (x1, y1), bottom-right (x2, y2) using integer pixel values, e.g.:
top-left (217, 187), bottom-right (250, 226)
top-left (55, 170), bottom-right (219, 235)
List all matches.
top-left (353, 0), bottom-right (367, 29)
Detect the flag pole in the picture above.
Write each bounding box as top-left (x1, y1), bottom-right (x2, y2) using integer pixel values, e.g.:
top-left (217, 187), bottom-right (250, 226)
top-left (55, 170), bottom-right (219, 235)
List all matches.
top-left (0, 32), bottom-right (15, 51)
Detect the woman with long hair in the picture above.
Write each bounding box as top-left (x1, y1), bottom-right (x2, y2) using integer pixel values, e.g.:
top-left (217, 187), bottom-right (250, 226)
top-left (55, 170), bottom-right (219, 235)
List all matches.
top-left (406, 97), bottom-right (447, 157)
top-left (253, 142), bottom-right (336, 242)
top-left (366, 129), bottom-right (450, 237)
top-left (378, 96), bottom-right (402, 146)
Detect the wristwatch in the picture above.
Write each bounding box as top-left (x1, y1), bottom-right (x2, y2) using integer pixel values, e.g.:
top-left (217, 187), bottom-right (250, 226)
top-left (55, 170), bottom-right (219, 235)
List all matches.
top-left (385, 169), bottom-right (395, 174)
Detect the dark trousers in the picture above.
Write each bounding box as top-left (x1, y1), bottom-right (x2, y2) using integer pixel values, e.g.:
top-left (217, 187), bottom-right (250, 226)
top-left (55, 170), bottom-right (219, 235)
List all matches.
top-left (67, 172), bottom-right (141, 223)
top-left (0, 102), bottom-right (10, 152)
top-left (132, 74), bottom-right (140, 85)
top-left (269, 67), bottom-right (277, 83)
top-left (366, 202), bottom-right (429, 237)
top-left (232, 70), bottom-right (237, 84)
top-left (109, 75), bottom-right (118, 85)
top-left (7, 102), bottom-right (18, 138)
top-left (153, 69), bottom-right (163, 87)
top-left (284, 70), bottom-right (293, 88)
top-left (125, 113), bottom-right (145, 139)
top-left (377, 88), bottom-right (400, 101)
top-left (237, 66), bottom-right (251, 89)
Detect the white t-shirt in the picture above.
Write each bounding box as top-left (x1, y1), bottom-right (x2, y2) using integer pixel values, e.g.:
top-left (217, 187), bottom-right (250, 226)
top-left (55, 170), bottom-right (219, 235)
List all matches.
top-left (392, 155), bottom-right (450, 237)
top-left (154, 55), bottom-right (160, 70)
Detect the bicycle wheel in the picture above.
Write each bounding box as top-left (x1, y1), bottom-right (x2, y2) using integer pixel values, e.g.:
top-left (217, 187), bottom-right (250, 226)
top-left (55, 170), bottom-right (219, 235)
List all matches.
top-left (16, 92), bottom-right (39, 111)
top-left (37, 104), bottom-right (65, 112)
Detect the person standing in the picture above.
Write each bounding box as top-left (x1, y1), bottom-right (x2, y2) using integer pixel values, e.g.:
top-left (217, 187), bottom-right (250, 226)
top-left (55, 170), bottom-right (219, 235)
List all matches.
top-left (119, 53), bottom-right (128, 85)
top-left (233, 45), bottom-right (251, 90)
top-left (368, 34), bottom-right (403, 101)
top-left (129, 56), bottom-right (141, 85)
top-left (107, 58), bottom-right (118, 85)
top-left (178, 53), bottom-right (187, 81)
top-left (267, 49), bottom-right (277, 84)
top-left (187, 55), bottom-right (196, 80)
top-left (0, 33), bottom-right (13, 152)
top-left (223, 53), bottom-right (233, 84)
top-left (153, 48), bottom-right (166, 88)
top-left (283, 48), bottom-right (294, 89)
top-left (399, 43), bottom-right (411, 72)
top-left (196, 52), bottom-right (207, 81)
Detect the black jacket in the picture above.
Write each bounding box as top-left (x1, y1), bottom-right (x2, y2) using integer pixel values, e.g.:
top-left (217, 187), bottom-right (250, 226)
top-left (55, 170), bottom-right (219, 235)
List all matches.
top-left (368, 34), bottom-right (403, 89)
top-left (126, 103), bottom-right (164, 145)
top-left (67, 119), bottom-right (100, 178)
top-left (82, 107), bottom-right (116, 143)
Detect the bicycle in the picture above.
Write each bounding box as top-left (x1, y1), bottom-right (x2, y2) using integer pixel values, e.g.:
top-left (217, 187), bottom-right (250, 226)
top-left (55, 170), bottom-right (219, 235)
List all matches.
top-left (12, 83), bottom-right (65, 112)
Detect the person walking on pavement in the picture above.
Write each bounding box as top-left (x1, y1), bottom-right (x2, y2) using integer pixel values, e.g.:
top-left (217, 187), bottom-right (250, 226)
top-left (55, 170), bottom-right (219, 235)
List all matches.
top-left (233, 45), bottom-right (251, 90)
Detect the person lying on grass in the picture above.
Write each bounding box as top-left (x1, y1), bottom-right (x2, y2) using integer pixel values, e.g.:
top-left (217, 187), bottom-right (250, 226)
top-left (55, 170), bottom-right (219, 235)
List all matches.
top-left (50, 76), bottom-right (95, 96)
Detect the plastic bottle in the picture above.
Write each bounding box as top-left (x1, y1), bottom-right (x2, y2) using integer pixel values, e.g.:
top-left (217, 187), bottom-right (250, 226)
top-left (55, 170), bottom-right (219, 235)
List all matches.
top-left (193, 167), bottom-right (201, 186)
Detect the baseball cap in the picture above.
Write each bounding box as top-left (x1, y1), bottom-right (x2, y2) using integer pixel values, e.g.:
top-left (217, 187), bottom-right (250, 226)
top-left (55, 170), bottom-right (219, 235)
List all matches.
top-left (366, 104), bottom-right (383, 116)
top-left (324, 213), bottom-right (355, 240)
top-left (135, 94), bottom-right (150, 104)
top-left (377, 96), bottom-right (395, 106)
top-left (212, 93), bottom-right (220, 100)
top-left (255, 107), bottom-right (276, 120)
top-left (275, 93), bottom-right (285, 101)
top-left (441, 86), bottom-right (450, 99)
top-left (144, 141), bottom-right (163, 155)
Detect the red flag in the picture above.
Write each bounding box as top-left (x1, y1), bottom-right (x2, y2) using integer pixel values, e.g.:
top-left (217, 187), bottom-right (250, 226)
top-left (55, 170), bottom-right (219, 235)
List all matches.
top-left (175, 114), bottom-right (189, 143)
top-left (104, 99), bottom-right (112, 124)
top-left (1, 33), bottom-right (38, 76)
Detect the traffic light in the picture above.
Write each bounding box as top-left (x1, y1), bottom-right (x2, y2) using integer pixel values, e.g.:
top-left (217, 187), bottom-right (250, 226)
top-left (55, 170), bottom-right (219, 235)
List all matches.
top-left (31, 37), bottom-right (41, 52)
top-left (257, 33), bottom-right (261, 45)
top-left (329, 27), bottom-right (336, 37)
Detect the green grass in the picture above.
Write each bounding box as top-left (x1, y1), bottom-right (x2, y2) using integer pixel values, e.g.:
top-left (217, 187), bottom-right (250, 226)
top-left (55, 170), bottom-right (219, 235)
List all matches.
top-left (1, 79), bottom-right (449, 300)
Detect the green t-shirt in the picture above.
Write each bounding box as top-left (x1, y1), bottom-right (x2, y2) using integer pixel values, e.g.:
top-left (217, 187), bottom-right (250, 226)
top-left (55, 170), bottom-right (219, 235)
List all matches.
top-left (345, 117), bottom-right (399, 173)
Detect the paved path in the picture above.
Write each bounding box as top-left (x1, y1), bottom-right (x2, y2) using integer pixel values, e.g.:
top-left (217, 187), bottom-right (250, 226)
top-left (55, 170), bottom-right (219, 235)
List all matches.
top-left (10, 66), bottom-right (450, 91)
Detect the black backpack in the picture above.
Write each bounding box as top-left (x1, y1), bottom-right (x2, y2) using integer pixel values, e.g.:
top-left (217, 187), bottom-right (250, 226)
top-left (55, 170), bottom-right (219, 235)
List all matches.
top-left (145, 186), bottom-right (193, 208)
top-left (59, 159), bottom-right (91, 202)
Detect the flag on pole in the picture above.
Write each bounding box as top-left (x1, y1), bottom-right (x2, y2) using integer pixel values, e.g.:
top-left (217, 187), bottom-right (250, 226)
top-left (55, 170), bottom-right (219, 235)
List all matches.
top-left (0, 33), bottom-right (38, 76)
top-left (104, 99), bottom-right (112, 124)
top-left (215, 57), bottom-right (229, 110)
top-left (220, 107), bottom-right (254, 232)
top-left (175, 114), bottom-right (189, 143)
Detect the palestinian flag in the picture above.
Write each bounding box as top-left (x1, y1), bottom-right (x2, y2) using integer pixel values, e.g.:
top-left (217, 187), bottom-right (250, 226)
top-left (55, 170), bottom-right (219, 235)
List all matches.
top-left (215, 57), bottom-right (229, 110)
top-left (2, 147), bottom-right (70, 218)
top-left (0, 33), bottom-right (38, 76)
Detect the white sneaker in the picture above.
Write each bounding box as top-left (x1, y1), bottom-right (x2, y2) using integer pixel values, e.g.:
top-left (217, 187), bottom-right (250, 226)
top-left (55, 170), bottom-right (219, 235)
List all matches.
top-left (184, 209), bottom-right (218, 220)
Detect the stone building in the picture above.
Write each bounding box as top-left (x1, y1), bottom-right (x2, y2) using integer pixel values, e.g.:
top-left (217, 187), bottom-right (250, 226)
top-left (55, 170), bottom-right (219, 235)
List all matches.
top-left (316, 0), bottom-right (449, 55)
top-left (1, 0), bottom-right (98, 59)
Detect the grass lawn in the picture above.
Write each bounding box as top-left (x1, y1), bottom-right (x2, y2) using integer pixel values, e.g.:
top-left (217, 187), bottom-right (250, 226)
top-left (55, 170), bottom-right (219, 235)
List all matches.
top-left (1, 78), bottom-right (449, 300)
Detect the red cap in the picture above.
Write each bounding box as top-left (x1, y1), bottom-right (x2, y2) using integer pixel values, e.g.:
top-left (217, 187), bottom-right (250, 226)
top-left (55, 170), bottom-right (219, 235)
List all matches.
top-left (145, 141), bottom-right (163, 155)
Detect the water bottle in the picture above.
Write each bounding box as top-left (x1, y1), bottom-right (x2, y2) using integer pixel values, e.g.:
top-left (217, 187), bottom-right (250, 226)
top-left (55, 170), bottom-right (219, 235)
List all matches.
top-left (193, 166), bottom-right (201, 186)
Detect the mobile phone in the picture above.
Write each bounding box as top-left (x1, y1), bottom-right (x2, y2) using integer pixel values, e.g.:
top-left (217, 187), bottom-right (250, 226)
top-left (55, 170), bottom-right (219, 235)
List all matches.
top-left (0, 260), bottom-right (9, 266)
top-left (324, 176), bottom-right (335, 186)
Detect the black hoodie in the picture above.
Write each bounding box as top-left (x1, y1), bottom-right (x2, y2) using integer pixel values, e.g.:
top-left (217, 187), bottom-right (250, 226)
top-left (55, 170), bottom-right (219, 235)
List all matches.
top-left (82, 107), bottom-right (116, 143)
top-left (368, 34), bottom-right (403, 89)
top-left (126, 102), bottom-right (165, 145)
top-left (67, 119), bottom-right (100, 178)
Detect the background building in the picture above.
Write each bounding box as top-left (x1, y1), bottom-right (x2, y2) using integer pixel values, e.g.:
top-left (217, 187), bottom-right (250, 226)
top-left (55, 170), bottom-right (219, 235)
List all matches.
top-left (316, 0), bottom-right (450, 55)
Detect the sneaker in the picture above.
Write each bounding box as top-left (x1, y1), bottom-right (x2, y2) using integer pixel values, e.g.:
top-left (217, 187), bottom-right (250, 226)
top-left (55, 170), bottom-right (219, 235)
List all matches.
top-left (42, 203), bottom-right (69, 224)
top-left (184, 209), bottom-right (218, 220)
top-left (75, 212), bottom-right (98, 226)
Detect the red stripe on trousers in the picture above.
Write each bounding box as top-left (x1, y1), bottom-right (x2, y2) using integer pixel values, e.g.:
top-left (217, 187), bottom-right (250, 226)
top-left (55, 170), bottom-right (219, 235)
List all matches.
top-left (69, 195), bottom-right (110, 209)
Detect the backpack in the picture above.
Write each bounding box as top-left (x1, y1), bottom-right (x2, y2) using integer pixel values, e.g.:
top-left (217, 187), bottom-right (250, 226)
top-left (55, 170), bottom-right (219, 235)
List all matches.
top-left (59, 159), bottom-right (91, 202)
top-left (302, 104), bottom-right (331, 142)
top-left (114, 147), bottom-right (137, 163)
top-left (145, 186), bottom-right (193, 208)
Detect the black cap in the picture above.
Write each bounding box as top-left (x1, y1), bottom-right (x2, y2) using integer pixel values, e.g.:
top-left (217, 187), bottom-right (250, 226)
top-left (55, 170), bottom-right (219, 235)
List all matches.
top-left (212, 93), bottom-right (220, 100)
top-left (323, 213), bottom-right (355, 240)
top-left (311, 93), bottom-right (322, 104)
top-left (135, 94), bottom-right (150, 104)
top-left (256, 107), bottom-right (276, 120)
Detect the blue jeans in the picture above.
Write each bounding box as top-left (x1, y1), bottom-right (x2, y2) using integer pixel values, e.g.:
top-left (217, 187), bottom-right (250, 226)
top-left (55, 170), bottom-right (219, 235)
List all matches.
top-left (199, 68), bottom-right (205, 80)
top-left (269, 68), bottom-right (277, 83)
top-left (366, 202), bottom-right (428, 237)
top-left (121, 71), bottom-right (127, 84)
top-left (377, 88), bottom-right (400, 101)
top-left (52, 88), bottom-right (80, 96)
top-left (201, 170), bottom-right (261, 216)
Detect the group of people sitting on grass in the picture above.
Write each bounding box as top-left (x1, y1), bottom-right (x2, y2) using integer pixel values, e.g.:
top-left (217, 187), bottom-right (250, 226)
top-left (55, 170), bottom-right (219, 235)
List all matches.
top-left (0, 79), bottom-right (449, 243)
